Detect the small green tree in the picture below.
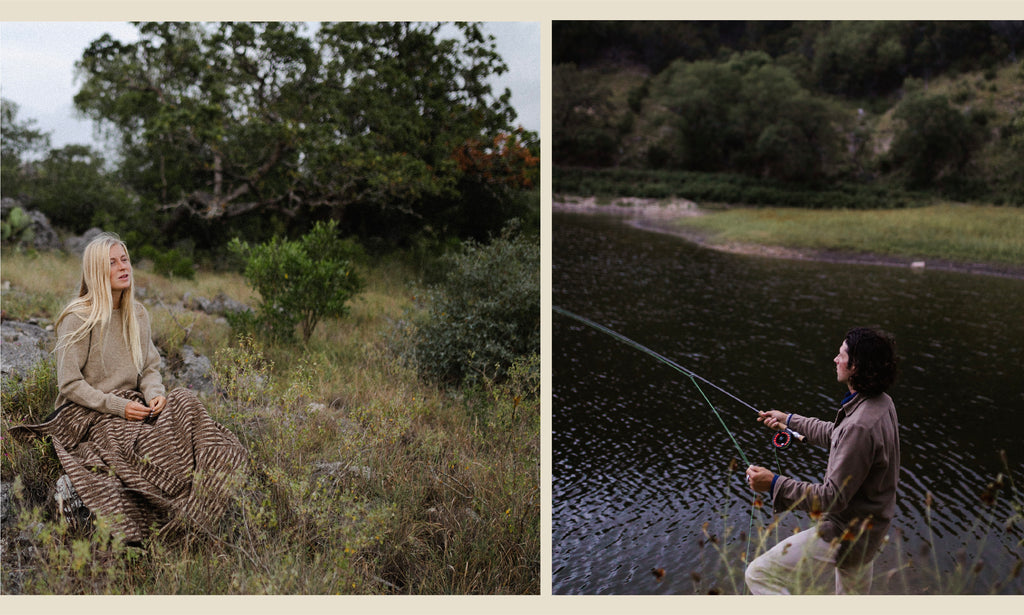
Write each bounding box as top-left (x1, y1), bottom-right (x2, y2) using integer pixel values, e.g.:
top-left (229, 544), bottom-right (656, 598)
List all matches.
top-left (891, 93), bottom-right (986, 188)
top-left (412, 221), bottom-right (539, 385)
top-left (229, 220), bottom-right (365, 342)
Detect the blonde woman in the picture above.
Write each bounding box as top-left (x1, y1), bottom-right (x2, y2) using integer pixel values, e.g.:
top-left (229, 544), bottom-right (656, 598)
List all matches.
top-left (13, 232), bottom-right (246, 544)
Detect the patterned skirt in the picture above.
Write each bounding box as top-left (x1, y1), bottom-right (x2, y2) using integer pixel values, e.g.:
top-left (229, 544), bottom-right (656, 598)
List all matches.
top-left (11, 387), bottom-right (247, 543)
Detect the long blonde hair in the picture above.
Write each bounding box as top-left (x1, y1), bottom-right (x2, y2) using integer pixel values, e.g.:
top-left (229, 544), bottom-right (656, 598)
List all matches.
top-left (55, 232), bottom-right (145, 373)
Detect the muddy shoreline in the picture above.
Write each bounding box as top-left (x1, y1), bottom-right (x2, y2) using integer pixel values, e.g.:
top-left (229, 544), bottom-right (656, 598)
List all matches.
top-left (553, 199), bottom-right (1024, 281)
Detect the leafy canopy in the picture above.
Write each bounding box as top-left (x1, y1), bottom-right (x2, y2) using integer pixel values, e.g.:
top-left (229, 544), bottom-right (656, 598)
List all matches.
top-left (73, 22), bottom-right (523, 233)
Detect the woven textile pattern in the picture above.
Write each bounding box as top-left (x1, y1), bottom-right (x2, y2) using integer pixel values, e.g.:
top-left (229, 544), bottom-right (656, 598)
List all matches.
top-left (12, 387), bottom-right (247, 542)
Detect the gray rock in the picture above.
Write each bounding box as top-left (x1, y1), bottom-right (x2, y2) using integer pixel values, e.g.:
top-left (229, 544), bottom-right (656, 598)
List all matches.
top-left (183, 292), bottom-right (251, 316)
top-left (1, 201), bottom-right (61, 251)
top-left (0, 197), bottom-right (21, 216)
top-left (173, 345), bottom-right (216, 395)
top-left (0, 320), bottom-right (55, 381)
top-left (313, 461), bottom-right (374, 483)
top-left (63, 227), bottom-right (106, 256)
top-left (25, 209), bottom-right (61, 251)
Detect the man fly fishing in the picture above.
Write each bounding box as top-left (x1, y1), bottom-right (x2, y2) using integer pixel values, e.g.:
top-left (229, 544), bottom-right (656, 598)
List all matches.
top-left (745, 327), bottom-right (900, 595)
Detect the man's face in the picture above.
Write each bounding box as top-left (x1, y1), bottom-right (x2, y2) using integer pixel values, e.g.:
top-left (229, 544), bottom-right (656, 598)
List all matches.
top-left (834, 340), bottom-right (855, 387)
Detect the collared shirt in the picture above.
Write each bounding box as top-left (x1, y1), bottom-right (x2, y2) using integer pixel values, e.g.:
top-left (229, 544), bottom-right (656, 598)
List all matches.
top-left (771, 392), bottom-right (900, 568)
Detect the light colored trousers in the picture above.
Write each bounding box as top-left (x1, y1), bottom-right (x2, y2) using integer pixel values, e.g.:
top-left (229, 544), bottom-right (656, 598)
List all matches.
top-left (745, 528), bottom-right (874, 595)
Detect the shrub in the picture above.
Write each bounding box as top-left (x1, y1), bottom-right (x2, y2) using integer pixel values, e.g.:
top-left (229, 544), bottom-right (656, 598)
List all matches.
top-left (412, 221), bottom-right (539, 385)
top-left (228, 220), bottom-right (365, 342)
top-left (137, 245), bottom-right (196, 279)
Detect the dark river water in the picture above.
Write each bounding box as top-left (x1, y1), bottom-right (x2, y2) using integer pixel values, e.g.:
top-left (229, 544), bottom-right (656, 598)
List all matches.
top-left (551, 212), bottom-right (1024, 595)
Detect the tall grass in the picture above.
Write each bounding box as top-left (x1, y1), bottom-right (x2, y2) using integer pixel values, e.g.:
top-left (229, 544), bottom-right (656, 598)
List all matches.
top-left (691, 456), bottom-right (1022, 595)
top-left (671, 204), bottom-right (1024, 265)
top-left (0, 249), bottom-right (539, 594)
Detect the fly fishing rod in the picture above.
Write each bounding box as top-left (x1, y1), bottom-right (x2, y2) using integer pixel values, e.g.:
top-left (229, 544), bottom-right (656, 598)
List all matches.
top-left (553, 306), bottom-right (805, 455)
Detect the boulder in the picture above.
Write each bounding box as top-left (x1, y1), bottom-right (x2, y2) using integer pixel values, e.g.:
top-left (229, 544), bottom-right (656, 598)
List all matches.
top-left (171, 345), bottom-right (216, 396)
top-left (0, 197), bottom-right (21, 216)
top-left (1, 200), bottom-right (61, 252)
top-left (63, 227), bottom-right (106, 256)
top-left (0, 320), bottom-right (55, 382)
top-left (25, 210), bottom-right (61, 252)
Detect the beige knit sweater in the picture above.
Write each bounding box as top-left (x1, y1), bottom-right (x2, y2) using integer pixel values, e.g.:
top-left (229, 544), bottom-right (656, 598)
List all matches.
top-left (55, 304), bottom-right (165, 418)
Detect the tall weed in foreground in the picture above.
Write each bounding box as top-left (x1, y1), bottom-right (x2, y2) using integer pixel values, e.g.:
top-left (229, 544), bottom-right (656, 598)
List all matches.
top-left (695, 453), bottom-right (1022, 595)
top-left (352, 353), bottom-right (541, 593)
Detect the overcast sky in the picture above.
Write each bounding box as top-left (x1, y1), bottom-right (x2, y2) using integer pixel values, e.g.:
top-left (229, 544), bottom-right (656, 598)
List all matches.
top-left (0, 21), bottom-right (540, 155)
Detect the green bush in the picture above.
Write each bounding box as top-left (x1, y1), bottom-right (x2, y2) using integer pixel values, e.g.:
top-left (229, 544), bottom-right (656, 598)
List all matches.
top-left (228, 220), bottom-right (365, 342)
top-left (412, 221), bottom-right (540, 386)
top-left (137, 245), bottom-right (196, 279)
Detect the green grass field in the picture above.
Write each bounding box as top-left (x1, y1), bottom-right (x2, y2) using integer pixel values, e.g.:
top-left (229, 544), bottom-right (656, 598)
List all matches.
top-left (673, 203), bottom-right (1024, 265)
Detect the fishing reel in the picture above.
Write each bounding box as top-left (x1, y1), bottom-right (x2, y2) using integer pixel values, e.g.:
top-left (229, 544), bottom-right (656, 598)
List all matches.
top-left (771, 431), bottom-right (792, 449)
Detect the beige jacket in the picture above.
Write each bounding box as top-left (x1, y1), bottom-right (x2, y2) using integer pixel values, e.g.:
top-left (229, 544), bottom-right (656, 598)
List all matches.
top-left (55, 304), bottom-right (165, 418)
top-left (771, 392), bottom-right (900, 569)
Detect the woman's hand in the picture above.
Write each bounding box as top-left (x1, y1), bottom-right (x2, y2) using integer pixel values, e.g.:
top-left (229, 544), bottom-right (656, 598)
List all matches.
top-left (125, 396), bottom-right (165, 421)
top-left (757, 410), bottom-right (789, 432)
top-left (148, 395), bottom-right (167, 416)
top-left (125, 401), bottom-right (152, 421)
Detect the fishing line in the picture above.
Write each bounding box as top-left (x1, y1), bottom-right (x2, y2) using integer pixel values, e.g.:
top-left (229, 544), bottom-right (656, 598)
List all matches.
top-left (554, 306), bottom-right (794, 580)
top-left (553, 306), bottom-right (805, 462)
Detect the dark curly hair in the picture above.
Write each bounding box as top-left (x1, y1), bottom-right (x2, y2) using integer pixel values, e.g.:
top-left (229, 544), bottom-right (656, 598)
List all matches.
top-left (845, 327), bottom-right (898, 397)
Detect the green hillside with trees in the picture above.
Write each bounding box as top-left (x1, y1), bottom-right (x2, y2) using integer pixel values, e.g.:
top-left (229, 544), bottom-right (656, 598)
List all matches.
top-left (553, 21), bottom-right (1024, 206)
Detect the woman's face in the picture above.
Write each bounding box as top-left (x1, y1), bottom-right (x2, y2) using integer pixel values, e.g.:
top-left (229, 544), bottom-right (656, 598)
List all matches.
top-left (109, 243), bottom-right (132, 292)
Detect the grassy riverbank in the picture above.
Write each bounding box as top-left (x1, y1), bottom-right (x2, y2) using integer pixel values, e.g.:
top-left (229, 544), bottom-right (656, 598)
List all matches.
top-left (1, 249), bottom-right (539, 594)
top-left (668, 203), bottom-right (1024, 267)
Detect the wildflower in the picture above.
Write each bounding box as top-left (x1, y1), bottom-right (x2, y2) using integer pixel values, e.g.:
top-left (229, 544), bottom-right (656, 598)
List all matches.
top-left (752, 497), bottom-right (764, 508)
top-left (840, 529), bottom-right (857, 542)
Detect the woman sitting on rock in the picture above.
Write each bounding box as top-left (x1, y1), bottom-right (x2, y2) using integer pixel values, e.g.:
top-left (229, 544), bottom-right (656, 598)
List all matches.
top-left (13, 232), bottom-right (246, 544)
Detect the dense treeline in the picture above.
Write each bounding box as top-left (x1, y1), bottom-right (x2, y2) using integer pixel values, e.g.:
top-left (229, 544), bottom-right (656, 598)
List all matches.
top-left (2, 22), bottom-right (540, 257)
top-left (553, 21), bottom-right (1024, 205)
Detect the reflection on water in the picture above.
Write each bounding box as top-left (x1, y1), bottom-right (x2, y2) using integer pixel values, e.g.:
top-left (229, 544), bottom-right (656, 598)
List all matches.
top-left (552, 213), bottom-right (1024, 595)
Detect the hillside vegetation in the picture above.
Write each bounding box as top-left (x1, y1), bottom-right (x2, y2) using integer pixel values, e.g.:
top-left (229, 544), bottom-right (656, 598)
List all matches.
top-left (554, 21), bottom-right (1024, 206)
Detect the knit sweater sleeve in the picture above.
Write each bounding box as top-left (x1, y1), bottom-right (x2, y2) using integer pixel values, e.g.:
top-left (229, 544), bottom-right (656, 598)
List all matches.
top-left (55, 313), bottom-right (130, 418)
top-left (137, 305), bottom-right (165, 403)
